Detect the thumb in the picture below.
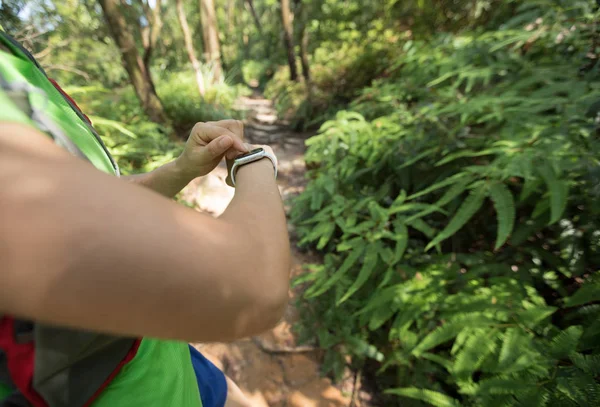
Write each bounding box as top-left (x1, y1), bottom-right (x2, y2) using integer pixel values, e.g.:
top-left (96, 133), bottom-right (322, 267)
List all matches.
top-left (204, 135), bottom-right (233, 159)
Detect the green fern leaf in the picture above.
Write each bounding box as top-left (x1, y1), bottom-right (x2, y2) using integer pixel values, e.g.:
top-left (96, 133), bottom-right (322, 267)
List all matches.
top-left (316, 223), bottom-right (336, 249)
top-left (399, 147), bottom-right (439, 169)
top-left (519, 177), bottom-right (540, 202)
top-left (385, 387), bottom-right (462, 407)
top-left (413, 314), bottom-right (494, 355)
top-left (305, 244), bottom-right (365, 298)
top-left (393, 189), bottom-right (407, 205)
top-left (426, 185), bottom-right (486, 251)
top-left (435, 148), bottom-right (498, 167)
top-left (390, 202), bottom-right (447, 216)
top-left (453, 328), bottom-right (498, 380)
top-left (407, 173), bottom-right (470, 200)
top-left (515, 388), bottom-right (551, 407)
top-left (393, 222), bottom-right (408, 263)
top-left (563, 282), bottom-right (600, 308)
top-left (435, 177), bottom-right (472, 207)
top-left (536, 162), bottom-right (569, 225)
top-left (337, 245), bottom-right (379, 304)
top-left (547, 326), bottom-right (583, 359)
top-left (355, 284), bottom-right (399, 316)
top-left (475, 377), bottom-right (534, 395)
top-left (570, 353), bottom-right (600, 376)
top-left (407, 218), bottom-right (436, 238)
top-left (489, 183), bottom-right (516, 250)
top-left (516, 305), bottom-right (557, 328)
top-left (421, 352), bottom-right (452, 371)
top-left (496, 328), bottom-right (532, 373)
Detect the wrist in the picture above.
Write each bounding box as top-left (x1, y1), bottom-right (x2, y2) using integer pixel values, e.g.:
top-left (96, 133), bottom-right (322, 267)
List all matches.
top-left (235, 158), bottom-right (276, 185)
top-left (172, 158), bottom-right (197, 184)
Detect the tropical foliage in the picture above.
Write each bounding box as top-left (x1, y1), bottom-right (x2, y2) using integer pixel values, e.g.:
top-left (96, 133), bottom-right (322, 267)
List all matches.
top-left (291, 1), bottom-right (600, 405)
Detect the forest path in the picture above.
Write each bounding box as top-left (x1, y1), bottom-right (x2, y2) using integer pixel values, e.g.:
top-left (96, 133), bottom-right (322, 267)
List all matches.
top-left (180, 92), bottom-right (364, 406)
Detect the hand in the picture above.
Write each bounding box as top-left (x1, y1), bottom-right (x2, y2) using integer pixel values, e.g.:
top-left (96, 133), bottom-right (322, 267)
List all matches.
top-left (176, 120), bottom-right (248, 179)
top-left (226, 144), bottom-right (277, 187)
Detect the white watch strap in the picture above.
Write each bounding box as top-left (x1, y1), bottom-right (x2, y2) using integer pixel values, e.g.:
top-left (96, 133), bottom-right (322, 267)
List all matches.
top-left (231, 149), bottom-right (278, 187)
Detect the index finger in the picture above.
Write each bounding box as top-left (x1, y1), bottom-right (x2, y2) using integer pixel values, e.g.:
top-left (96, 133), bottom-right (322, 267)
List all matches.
top-left (206, 120), bottom-right (246, 151)
top-left (191, 122), bottom-right (247, 153)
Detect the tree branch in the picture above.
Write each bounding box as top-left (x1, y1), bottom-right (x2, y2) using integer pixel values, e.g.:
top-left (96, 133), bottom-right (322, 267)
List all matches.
top-left (45, 64), bottom-right (90, 80)
top-left (143, 0), bottom-right (163, 69)
top-left (245, 0), bottom-right (263, 35)
top-left (33, 39), bottom-right (72, 60)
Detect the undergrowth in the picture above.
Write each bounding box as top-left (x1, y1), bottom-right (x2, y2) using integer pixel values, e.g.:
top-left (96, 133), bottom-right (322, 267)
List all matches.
top-left (291, 1), bottom-right (600, 405)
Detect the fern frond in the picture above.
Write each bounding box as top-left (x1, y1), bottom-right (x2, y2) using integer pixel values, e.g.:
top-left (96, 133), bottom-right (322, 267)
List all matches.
top-left (305, 244), bottom-right (365, 298)
top-left (407, 218), bottom-right (436, 238)
top-left (563, 282), bottom-right (600, 308)
top-left (393, 222), bottom-right (408, 263)
top-left (435, 148), bottom-right (499, 167)
top-left (413, 314), bottom-right (494, 355)
top-left (536, 162), bottom-right (569, 225)
top-left (426, 185), bottom-right (486, 251)
top-left (475, 377), bottom-right (534, 395)
top-left (452, 328), bottom-right (498, 380)
top-left (569, 353), bottom-right (600, 376)
top-left (435, 177), bottom-right (472, 207)
top-left (514, 388), bottom-right (550, 407)
top-left (338, 245), bottom-right (379, 304)
top-left (385, 387), bottom-right (462, 407)
top-left (398, 147), bottom-right (439, 169)
top-left (547, 326), bottom-right (583, 359)
top-left (422, 352), bottom-right (453, 371)
top-left (407, 173), bottom-right (470, 200)
top-left (489, 183), bottom-right (516, 250)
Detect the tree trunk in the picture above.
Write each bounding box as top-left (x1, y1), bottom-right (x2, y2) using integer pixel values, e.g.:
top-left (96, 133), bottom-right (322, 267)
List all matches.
top-left (199, 0), bottom-right (223, 82)
top-left (176, 0), bottom-right (205, 97)
top-left (299, 28), bottom-right (310, 82)
top-left (98, 0), bottom-right (168, 127)
top-left (227, 0), bottom-right (235, 36)
top-left (245, 0), bottom-right (263, 35)
top-left (298, 1), bottom-right (310, 82)
top-left (280, 0), bottom-right (298, 81)
top-left (141, 0), bottom-right (163, 79)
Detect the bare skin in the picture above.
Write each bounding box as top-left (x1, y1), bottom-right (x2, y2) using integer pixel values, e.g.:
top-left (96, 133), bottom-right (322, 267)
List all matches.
top-left (0, 119), bottom-right (289, 406)
top-left (124, 120), bottom-right (251, 197)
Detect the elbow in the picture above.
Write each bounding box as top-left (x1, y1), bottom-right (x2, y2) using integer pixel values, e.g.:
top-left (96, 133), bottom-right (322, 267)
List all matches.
top-left (247, 251), bottom-right (291, 335)
top-left (263, 274), bottom-right (290, 330)
top-left (255, 266), bottom-right (290, 333)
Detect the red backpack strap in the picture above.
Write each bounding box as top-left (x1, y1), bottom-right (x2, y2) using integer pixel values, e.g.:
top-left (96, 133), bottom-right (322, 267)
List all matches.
top-left (0, 317), bottom-right (49, 407)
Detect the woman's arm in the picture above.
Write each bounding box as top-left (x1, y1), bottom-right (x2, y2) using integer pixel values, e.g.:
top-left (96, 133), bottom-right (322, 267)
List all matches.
top-left (0, 122), bottom-right (290, 342)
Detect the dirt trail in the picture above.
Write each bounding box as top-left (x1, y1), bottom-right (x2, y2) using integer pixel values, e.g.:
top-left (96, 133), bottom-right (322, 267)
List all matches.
top-left (180, 94), bottom-right (358, 407)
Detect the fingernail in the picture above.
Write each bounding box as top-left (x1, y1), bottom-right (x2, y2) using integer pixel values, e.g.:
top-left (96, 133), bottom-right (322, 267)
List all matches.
top-left (219, 136), bottom-right (231, 148)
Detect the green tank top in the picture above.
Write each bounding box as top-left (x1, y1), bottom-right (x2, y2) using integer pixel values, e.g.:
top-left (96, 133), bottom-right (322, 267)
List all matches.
top-left (0, 32), bottom-right (202, 407)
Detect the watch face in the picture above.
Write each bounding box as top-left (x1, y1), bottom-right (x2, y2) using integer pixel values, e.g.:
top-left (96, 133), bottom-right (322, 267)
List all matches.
top-left (236, 147), bottom-right (264, 159)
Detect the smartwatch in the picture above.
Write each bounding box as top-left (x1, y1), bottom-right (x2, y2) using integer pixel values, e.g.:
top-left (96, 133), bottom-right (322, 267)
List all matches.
top-left (230, 147), bottom-right (277, 187)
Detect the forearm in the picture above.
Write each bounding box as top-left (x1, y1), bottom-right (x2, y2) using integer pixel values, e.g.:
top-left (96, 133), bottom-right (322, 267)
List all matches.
top-left (123, 159), bottom-right (193, 198)
top-left (220, 159), bottom-right (291, 306)
top-left (0, 124), bottom-right (289, 341)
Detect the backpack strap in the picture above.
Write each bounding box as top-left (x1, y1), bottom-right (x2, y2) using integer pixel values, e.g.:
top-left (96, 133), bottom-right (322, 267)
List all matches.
top-left (0, 30), bottom-right (120, 176)
top-left (0, 33), bottom-right (140, 407)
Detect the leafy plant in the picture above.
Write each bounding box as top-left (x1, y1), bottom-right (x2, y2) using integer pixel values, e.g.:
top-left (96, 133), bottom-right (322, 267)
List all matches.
top-left (292, 1), bottom-right (600, 405)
